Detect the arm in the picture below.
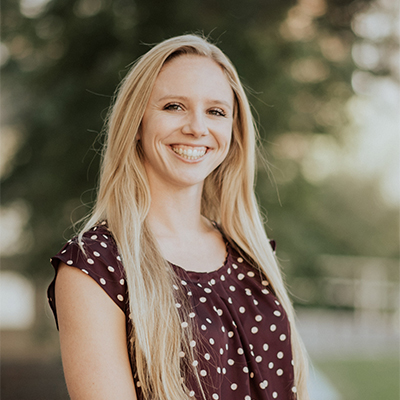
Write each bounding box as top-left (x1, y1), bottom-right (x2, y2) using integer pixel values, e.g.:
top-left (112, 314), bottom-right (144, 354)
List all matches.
top-left (55, 262), bottom-right (137, 400)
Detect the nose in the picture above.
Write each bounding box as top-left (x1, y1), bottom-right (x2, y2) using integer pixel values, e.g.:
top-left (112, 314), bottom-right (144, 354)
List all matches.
top-left (181, 110), bottom-right (208, 137)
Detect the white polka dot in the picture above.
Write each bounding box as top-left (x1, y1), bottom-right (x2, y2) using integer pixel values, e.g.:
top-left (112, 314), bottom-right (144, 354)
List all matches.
top-left (262, 288), bottom-right (269, 294)
top-left (279, 334), bottom-right (286, 341)
top-left (107, 266), bottom-right (115, 272)
top-left (188, 312), bottom-right (195, 318)
top-left (181, 322), bottom-right (188, 328)
top-left (181, 280), bottom-right (187, 285)
top-left (232, 263), bottom-right (238, 269)
top-left (262, 280), bottom-right (269, 286)
top-left (217, 367), bottom-right (221, 373)
top-left (277, 351), bottom-right (284, 359)
top-left (187, 291), bottom-right (192, 296)
top-left (255, 355), bottom-right (262, 363)
top-left (228, 331), bottom-right (234, 338)
top-left (237, 273), bottom-right (245, 280)
top-left (200, 370), bottom-right (207, 376)
top-left (251, 327), bottom-right (258, 334)
top-left (239, 306), bottom-right (246, 313)
top-left (210, 279), bottom-right (216, 285)
top-left (136, 381), bottom-right (141, 387)
top-left (260, 380), bottom-right (268, 389)
top-left (119, 279), bottom-right (124, 285)
top-left (117, 294), bottom-right (124, 301)
top-left (247, 271), bottom-right (255, 277)
top-left (270, 324), bottom-right (277, 332)
top-left (227, 267), bottom-right (231, 274)
top-left (273, 392), bottom-right (278, 398)
top-left (237, 257), bottom-right (243, 263)
top-left (204, 288), bottom-right (212, 293)
top-left (116, 255), bottom-right (122, 261)
top-left (291, 360), bottom-right (294, 366)
top-left (228, 359), bottom-right (234, 365)
top-left (219, 348), bottom-right (224, 355)
top-left (220, 275), bottom-right (226, 281)
top-left (237, 348), bottom-right (244, 355)
top-left (61, 250), bottom-right (66, 254)
top-left (197, 283), bottom-right (203, 287)
top-left (201, 324), bottom-right (207, 330)
top-left (199, 297), bottom-right (207, 303)
top-left (250, 372), bottom-right (254, 378)
top-left (91, 235), bottom-right (97, 240)
top-left (225, 343), bottom-right (229, 350)
top-left (230, 383), bottom-right (237, 390)
top-left (228, 297), bottom-right (233, 304)
top-left (175, 303), bottom-right (181, 308)
top-left (87, 258), bottom-right (94, 264)
top-left (263, 343), bottom-right (269, 351)
top-left (212, 393), bottom-right (219, 399)
top-left (245, 396), bottom-right (251, 400)
top-left (292, 386), bottom-right (297, 393)
top-left (250, 351), bottom-right (255, 356)
top-left (189, 391), bottom-right (195, 397)
top-left (101, 242), bottom-right (107, 248)
top-left (268, 362), bottom-right (274, 369)
top-left (93, 251), bottom-right (100, 257)
top-left (81, 269), bottom-right (89, 274)
top-left (277, 369), bottom-right (283, 376)
top-left (179, 351), bottom-right (185, 357)
top-left (222, 368), bottom-right (226, 374)
top-left (192, 360), bottom-right (198, 367)
top-left (66, 260), bottom-right (73, 265)
top-left (255, 315), bottom-right (262, 322)
top-left (209, 338), bottom-right (215, 345)
top-left (249, 344), bottom-right (254, 350)
top-left (274, 310), bottom-right (281, 317)
top-left (229, 285), bottom-right (236, 292)
top-left (190, 340), bottom-right (196, 347)
top-left (275, 300), bottom-right (280, 305)
top-left (204, 353), bottom-right (210, 360)
top-left (100, 278), bottom-right (106, 285)
top-left (253, 299), bottom-right (259, 305)
top-left (245, 288), bottom-right (252, 296)
top-left (206, 318), bottom-right (212, 324)
top-left (173, 284), bottom-right (179, 290)
top-left (243, 366), bottom-right (249, 373)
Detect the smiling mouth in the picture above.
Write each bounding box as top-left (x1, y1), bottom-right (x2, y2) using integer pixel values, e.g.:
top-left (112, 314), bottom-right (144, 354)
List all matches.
top-left (171, 145), bottom-right (207, 160)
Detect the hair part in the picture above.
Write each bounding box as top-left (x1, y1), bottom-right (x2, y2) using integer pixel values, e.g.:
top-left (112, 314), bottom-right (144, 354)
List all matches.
top-left (79, 33), bottom-right (309, 400)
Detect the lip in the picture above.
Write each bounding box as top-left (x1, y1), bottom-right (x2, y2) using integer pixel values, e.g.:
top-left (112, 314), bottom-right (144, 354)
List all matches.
top-left (169, 144), bottom-right (209, 162)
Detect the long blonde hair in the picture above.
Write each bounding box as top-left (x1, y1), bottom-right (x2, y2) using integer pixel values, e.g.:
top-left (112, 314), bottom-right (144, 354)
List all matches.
top-left (79, 34), bottom-right (309, 400)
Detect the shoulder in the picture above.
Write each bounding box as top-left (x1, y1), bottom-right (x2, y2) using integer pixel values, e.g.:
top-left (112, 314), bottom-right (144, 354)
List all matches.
top-left (48, 222), bottom-right (128, 325)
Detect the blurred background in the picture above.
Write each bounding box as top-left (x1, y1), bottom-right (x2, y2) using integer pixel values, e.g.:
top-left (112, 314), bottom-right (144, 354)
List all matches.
top-left (1, 0), bottom-right (399, 399)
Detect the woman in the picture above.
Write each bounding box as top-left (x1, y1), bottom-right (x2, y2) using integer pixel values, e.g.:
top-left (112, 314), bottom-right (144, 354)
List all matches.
top-left (48, 34), bottom-right (309, 400)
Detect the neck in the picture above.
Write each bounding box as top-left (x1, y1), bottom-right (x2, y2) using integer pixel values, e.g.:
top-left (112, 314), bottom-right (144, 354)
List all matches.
top-left (146, 180), bottom-right (210, 240)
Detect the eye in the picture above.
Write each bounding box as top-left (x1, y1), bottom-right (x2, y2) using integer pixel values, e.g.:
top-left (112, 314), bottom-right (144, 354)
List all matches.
top-left (209, 108), bottom-right (227, 117)
top-left (164, 103), bottom-right (183, 111)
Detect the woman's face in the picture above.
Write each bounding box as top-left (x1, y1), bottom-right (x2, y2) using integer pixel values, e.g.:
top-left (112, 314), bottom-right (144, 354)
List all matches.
top-left (139, 55), bottom-right (234, 191)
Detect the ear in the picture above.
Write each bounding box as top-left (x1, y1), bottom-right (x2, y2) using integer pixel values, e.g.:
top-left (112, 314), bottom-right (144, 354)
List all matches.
top-left (136, 125), bottom-right (142, 141)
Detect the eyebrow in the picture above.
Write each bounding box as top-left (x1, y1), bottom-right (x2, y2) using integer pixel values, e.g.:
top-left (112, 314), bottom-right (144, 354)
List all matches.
top-left (157, 95), bottom-right (233, 110)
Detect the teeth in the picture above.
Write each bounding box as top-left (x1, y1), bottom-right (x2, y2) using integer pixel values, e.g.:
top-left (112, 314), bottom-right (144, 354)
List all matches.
top-left (172, 146), bottom-right (207, 160)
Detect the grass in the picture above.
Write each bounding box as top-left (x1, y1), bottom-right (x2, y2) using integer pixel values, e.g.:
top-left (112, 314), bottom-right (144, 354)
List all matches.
top-left (315, 358), bottom-right (400, 400)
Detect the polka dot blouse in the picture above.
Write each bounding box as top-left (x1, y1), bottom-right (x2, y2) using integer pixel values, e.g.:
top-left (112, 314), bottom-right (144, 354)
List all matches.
top-left (48, 223), bottom-right (297, 400)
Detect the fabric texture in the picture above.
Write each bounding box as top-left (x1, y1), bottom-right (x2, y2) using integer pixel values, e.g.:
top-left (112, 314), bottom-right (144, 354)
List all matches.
top-left (48, 223), bottom-right (297, 399)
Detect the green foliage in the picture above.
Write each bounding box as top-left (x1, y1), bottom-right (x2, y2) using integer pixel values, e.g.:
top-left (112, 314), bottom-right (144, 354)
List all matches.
top-left (2, 0), bottom-right (383, 286)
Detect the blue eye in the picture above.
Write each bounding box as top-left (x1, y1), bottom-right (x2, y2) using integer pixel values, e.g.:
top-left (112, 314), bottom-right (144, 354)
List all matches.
top-left (164, 103), bottom-right (183, 111)
top-left (209, 108), bottom-right (226, 117)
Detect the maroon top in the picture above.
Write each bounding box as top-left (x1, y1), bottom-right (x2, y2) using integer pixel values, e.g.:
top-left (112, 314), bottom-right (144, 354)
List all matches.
top-left (48, 223), bottom-right (297, 400)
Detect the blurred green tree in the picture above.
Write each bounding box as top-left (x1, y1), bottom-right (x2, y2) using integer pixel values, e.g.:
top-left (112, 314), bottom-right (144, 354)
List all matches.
top-left (4, 0), bottom-right (396, 305)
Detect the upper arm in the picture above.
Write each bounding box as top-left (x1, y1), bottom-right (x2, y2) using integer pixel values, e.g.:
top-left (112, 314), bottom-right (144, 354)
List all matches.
top-left (55, 262), bottom-right (137, 400)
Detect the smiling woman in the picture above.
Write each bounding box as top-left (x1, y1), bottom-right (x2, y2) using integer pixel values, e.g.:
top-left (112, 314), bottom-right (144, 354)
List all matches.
top-left (47, 34), bottom-right (309, 400)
